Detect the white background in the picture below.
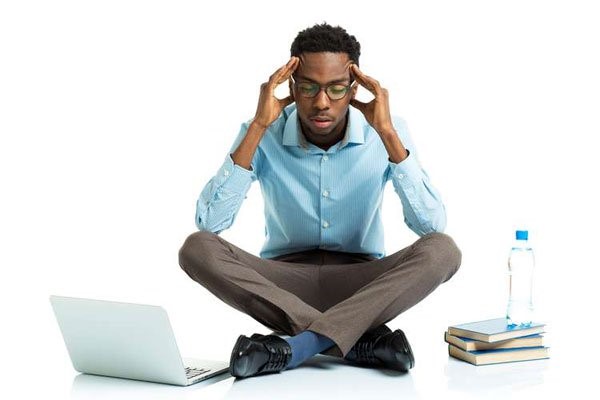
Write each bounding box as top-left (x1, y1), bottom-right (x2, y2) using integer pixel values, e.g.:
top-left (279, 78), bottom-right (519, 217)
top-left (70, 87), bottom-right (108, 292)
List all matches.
top-left (1, 0), bottom-right (599, 398)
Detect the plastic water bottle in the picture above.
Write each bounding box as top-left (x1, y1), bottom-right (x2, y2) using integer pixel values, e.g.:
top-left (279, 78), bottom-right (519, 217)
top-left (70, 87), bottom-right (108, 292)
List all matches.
top-left (506, 230), bottom-right (535, 326)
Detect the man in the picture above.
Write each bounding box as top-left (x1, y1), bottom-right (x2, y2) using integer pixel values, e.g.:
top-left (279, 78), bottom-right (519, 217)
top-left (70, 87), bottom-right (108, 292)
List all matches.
top-left (179, 23), bottom-right (461, 379)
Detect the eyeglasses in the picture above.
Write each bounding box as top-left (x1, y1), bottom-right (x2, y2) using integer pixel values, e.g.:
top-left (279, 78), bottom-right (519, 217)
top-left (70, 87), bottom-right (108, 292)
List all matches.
top-left (290, 76), bottom-right (354, 100)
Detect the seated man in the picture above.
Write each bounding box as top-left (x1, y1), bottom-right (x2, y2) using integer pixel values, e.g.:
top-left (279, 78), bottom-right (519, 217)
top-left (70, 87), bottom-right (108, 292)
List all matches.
top-left (179, 23), bottom-right (461, 379)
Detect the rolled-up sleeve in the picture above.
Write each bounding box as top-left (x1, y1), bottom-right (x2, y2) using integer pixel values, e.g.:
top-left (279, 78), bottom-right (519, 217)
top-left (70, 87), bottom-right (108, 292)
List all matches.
top-left (195, 122), bottom-right (260, 233)
top-left (387, 117), bottom-right (447, 235)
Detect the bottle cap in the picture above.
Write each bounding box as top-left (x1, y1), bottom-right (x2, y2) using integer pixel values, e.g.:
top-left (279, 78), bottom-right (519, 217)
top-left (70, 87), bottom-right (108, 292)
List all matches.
top-left (516, 230), bottom-right (528, 240)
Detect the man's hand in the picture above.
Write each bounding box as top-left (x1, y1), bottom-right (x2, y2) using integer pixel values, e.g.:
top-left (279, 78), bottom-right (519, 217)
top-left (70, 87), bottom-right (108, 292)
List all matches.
top-left (253, 57), bottom-right (299, 129)
top-left (231, 57), bottom-right (299, 170)
top-left (350, 64), bottom-right (408, 162)
top-left (349, 64), bottom-right (395, 136)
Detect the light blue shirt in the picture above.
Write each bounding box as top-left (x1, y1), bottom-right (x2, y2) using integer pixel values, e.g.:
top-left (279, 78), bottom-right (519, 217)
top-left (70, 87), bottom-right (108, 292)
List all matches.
top-left (195, 104), bottom-right (446, 259)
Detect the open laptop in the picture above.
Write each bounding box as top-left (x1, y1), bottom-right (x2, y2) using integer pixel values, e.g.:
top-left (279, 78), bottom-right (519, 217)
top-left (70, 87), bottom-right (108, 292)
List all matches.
top-left (50, 295), bottom-right (229, 386)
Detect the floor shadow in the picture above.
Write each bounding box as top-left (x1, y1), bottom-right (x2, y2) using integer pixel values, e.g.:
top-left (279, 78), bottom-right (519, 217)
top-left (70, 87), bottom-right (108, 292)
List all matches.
top-left (71, 372), bottom-right (233, 400)
top-left (223, 355), bottom-right (420, 400)
top-left (445, 357), bottom-right (549, 396)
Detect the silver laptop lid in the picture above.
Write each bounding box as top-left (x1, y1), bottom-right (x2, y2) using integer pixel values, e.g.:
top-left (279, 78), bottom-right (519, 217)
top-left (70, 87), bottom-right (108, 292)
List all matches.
top-left (50, 295), bottom-right (188, 386)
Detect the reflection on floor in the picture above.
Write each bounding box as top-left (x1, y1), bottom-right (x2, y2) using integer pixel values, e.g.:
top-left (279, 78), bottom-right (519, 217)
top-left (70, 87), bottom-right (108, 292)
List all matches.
top-left (70, 353), bottom-right (550, 400)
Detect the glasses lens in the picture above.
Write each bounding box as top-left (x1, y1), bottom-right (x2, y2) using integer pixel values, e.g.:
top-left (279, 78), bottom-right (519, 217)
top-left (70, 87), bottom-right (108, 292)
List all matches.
top-left (327, 84), bottom-right (349, 100)
top-left (297, 82), bottom-right (320, 97)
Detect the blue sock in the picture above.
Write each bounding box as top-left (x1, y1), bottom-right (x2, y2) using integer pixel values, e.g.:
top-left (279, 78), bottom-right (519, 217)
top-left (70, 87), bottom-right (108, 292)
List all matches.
top-left (284, 330), bottom-right (335, 369)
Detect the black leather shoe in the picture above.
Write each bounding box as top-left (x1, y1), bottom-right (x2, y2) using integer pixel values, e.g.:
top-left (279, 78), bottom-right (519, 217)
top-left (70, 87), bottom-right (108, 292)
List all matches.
top-left (229, 334), bottom-right (292, 378)
top-left (345, 329), bottom-right (414, 372)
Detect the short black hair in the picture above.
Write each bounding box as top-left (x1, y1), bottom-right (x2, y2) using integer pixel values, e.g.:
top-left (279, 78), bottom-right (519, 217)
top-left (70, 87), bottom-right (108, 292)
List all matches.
top-left (290, 23), bottom-right (361, 66)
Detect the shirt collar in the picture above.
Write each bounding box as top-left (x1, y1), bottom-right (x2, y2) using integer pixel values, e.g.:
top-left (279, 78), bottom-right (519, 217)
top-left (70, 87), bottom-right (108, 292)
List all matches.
top-left (282, 105), bottom-right (365, 149)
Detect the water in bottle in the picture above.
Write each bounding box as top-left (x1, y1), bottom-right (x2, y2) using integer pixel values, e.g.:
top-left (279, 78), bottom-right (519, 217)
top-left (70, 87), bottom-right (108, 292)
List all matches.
top-left (506, 230), bottom-right (535, 326)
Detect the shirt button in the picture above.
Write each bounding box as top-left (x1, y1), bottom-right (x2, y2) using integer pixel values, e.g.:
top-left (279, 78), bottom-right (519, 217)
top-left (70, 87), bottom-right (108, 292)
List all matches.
top-left (323, 190), bottom-right (329, 197)
top-left (322, 155), bottom-right (329, 161)
top-left (224, 170), bottom-right (230, 176)
top-left (397, 173), bottom-right (404, 179)
top-left (322, 221), bottom-right (329, 228)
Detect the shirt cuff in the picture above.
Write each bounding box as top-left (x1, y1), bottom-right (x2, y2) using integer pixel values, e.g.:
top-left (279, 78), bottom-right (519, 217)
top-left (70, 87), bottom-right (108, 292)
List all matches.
top-left (216, 154), bottom-right (255, 195)
top-left (388, 149), bottom-right (422, 182)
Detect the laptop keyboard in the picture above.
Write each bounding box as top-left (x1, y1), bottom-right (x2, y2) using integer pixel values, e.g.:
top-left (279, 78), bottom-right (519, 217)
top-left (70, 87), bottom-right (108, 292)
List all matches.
top-left (185, 366), bottom-right (211, 379)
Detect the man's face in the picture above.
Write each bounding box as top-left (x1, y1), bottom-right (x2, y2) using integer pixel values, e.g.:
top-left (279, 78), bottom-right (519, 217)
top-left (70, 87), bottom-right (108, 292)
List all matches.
top-left (290, 52), bottom-right (357, 149)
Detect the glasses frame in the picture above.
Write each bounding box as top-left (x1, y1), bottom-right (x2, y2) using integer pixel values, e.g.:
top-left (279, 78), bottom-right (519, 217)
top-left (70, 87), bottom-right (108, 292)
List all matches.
top-left (290, 75), bottom-right (356, 100)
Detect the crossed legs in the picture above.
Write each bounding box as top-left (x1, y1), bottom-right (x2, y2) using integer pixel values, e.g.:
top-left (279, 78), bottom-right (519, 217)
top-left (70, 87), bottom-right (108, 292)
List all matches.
top-left (178, 231), bottom-right (461, 358)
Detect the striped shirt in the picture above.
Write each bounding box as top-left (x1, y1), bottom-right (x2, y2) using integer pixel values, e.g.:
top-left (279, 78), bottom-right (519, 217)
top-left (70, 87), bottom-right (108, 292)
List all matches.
top-left (195, 104), bottom-right (446, 259)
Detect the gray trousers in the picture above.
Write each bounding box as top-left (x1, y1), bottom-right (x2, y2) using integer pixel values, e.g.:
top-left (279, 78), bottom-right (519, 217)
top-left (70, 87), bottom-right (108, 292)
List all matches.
top-left (178, 231), bottom-right (461, 358)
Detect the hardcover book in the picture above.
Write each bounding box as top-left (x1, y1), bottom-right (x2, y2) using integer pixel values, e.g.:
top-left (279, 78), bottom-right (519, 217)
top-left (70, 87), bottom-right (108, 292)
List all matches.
top-left (448, 344), bottom-right (549, 366)
top-left (447, 318), bottom-right (545, 343)
top-left (444, 332), bottom-right (544, 351)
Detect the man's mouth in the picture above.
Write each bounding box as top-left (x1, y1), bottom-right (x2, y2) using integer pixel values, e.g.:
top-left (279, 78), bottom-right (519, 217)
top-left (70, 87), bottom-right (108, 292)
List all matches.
top-left (310, 117), bottom-right (333, 129)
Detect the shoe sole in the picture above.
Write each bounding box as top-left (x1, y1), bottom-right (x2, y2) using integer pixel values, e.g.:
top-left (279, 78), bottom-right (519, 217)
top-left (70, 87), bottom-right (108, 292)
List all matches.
top-left (394, 329), bottom-right (415, 370)
top-left (229, 335), bottom-right (250, 378)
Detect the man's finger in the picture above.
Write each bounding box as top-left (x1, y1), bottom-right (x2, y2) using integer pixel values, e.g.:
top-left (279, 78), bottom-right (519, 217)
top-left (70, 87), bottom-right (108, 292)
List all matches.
top-left (274, 57), bottom-right (299, 85)
top-left (353, 69), bottom-right (377, 92)
top-left (267, 58), bottom-right (292, 83)
top-left (350, 98), bottom-right (368, 113)
top-left (350, 64), bottom-right (379, 95)
top-left (278, 95), bottom-right (294, 109)
top-left (270, 57), bottom-right (299, 86)
top-left (268, 66), bottom-right (286, 83)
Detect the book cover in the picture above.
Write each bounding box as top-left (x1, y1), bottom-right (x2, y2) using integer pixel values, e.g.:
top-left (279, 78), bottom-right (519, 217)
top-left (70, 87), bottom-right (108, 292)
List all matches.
top-left (444, 332), bottom-right (544, 351)
top-left (447, 318), bottom-right (545, 343)
top-left (448, 344), bottom-right (550, 366)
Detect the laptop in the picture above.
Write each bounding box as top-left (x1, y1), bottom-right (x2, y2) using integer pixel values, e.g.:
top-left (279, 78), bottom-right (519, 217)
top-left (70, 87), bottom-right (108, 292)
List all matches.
top-left (50, 295), bottom-right (230, 386)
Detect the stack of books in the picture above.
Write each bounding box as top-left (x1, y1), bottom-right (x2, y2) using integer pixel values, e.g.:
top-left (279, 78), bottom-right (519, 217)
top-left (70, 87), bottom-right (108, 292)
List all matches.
top-left (445, 318), bottom-right (550, 365)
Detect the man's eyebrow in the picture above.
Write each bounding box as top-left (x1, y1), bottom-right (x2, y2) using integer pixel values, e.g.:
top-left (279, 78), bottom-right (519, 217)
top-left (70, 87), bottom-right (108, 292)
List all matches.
top-left (294, 75), bottom-right (352, 84)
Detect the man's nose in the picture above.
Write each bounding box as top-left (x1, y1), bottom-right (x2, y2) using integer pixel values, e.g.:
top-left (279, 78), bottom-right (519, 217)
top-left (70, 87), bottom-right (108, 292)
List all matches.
top-left (313, 89), bottom-right (330, 110)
